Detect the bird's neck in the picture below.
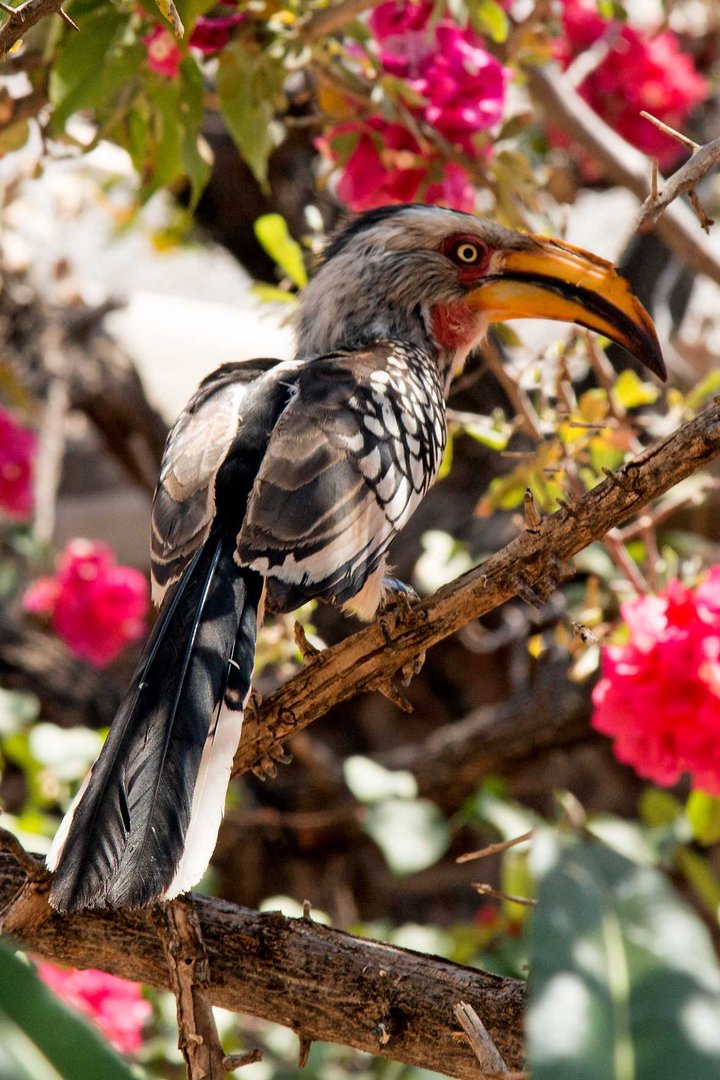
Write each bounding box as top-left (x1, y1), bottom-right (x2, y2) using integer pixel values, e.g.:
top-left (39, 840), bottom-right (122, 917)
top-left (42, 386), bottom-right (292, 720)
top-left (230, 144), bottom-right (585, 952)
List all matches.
top-left (295, 301), bottom-right (464, 394)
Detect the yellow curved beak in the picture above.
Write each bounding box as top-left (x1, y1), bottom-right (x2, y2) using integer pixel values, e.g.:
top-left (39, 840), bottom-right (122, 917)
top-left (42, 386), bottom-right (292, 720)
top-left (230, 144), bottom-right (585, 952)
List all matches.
top-left (466, 237), bottom-right (666, 380)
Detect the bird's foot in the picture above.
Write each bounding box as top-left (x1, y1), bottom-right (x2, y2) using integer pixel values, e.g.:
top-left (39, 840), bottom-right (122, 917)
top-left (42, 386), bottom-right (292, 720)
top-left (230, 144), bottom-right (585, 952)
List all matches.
top-left (379, 576), bottom-right (419, 616)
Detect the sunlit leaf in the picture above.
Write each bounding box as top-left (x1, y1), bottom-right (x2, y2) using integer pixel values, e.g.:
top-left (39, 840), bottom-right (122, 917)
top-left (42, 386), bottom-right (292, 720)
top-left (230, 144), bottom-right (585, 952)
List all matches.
top-left (687, 790), bottom-right (720, 846)
top-left (528, 838), bottom-right (720, 1079)
top-left (154, 0), bottom-right (184, 37)
top-left (684, 370), bottom-right (720, 413)
top-left (613, 369), bottom-right (660, 410)
top-left (470, 0), bottom-right (509, 42)
top-left (254, 214), bottom-right (307, 288)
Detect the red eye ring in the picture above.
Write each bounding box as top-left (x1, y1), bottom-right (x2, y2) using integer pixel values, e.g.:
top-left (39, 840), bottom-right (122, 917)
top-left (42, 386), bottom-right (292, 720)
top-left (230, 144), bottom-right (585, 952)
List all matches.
top-left (440, 233), bottom-right (488, 269)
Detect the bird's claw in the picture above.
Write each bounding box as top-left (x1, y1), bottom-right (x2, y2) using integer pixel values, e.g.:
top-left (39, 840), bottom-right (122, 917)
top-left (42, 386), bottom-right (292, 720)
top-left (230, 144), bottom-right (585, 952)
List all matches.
top-left (294, 621), bottom-right (320, 663)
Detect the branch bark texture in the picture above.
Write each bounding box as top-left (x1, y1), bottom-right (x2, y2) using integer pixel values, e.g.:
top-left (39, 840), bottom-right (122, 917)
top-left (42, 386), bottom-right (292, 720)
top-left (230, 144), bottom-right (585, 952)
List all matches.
top-left (234, 398), bottom-right (720, 777)
top-left (0, 852), bottom-right (525, 1078)
top-left (0, 0), bottom-right (69, 58)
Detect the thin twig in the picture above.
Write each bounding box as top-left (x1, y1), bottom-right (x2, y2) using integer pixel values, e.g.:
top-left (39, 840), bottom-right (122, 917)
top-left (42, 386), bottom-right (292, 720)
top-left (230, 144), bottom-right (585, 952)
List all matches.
top-left (457, 831), bottom-right (534, 865)
top-left (473, 884), bottom-right (537, 908)
top-left (527, 64), bottom-right (720, 285)
top-left (303, 0), bottom-right (381, 42)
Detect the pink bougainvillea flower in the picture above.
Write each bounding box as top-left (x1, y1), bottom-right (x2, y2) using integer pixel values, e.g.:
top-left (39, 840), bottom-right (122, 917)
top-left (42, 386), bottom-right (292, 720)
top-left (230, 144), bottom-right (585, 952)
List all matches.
top-left (143, 25), bottom-right (182, 78)
top-left (319, 118), bottom-right (475, 212)
top-left (23, 539), bottom-right (149, 667)
top-left (36, 961), bottom-right (152, 1055)
top-left (320, 1), bottom-right (507, 212)
top-left (555, 0), bottom-right (706, 170)
top-left (370, 1), bottom-right (507, 153)
top-left (190, 10), bottom-right (247, 54)
top-left (592, 571), bottom-right (720, 795)
top-left (0, 406), bottom-right (36, 522)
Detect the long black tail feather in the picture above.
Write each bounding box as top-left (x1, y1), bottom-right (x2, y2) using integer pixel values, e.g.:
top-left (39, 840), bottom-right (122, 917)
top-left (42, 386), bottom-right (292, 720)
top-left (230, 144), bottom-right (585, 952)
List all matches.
top-left (48, 534), bottom-right (261, 912)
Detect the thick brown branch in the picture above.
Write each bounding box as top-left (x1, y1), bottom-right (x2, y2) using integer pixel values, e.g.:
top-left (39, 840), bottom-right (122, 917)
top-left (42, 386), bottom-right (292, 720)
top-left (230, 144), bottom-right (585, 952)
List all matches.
top-left (0, 0), bottom-right (71, 58)
top-left (527, 64), bottom-right (720, 286)
top-left (234, 398), bottom-right (720, 777)
top-left (0, 852), bottom-right (525, 1077)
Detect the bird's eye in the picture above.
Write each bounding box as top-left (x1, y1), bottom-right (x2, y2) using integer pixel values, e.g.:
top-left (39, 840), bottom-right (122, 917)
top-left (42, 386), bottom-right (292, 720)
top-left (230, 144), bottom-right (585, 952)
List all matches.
top-left (441, 235), bottom-right (488, 268)
top-left (455, 242), bottom-right (481, 264)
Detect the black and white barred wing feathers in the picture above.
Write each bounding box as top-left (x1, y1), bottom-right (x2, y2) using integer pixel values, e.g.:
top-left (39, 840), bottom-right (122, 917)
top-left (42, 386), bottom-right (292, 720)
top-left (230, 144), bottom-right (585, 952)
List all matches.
top-left (238, 342), bottom-right (447, 616)
top-left (151, 359), bottom-right (279, 605)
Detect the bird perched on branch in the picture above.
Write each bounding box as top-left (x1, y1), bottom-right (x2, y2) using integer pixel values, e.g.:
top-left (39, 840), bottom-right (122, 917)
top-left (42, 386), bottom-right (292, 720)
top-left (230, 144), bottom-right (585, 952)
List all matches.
top-left (47, 204), bottom-right (665, 912)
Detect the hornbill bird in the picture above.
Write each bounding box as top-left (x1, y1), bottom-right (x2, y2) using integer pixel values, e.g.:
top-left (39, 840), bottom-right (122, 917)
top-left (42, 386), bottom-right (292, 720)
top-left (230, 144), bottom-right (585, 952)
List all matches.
top-left (48, 204), bottom-right (665, 912)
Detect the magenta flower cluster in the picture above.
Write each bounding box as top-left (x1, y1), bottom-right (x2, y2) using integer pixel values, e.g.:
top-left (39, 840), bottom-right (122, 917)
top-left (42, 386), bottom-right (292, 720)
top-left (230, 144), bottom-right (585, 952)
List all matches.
top-left (0, 406), bottom-right (36, 522)
top-left (36, 961), bottom-right (152, 1055)
top-left (592, 569), bottom-right (720, 795)
top-left (24, 539), bottom-right (149, 668)
top-left (319, 0), bottom-right (507, 211)
top-left (556, 0), bottom-right (706, 170)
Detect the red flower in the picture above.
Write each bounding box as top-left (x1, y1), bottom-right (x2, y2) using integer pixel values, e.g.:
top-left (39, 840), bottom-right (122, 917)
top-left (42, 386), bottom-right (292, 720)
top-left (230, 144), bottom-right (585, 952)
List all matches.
top-left (190, 11), bottom-right (247, 55)
top-left (143, 25), bottom-right (182, 78)
top-left (370, 1), bottom-right (507, 153)
top-left (320, 1), bottom-right (507, 212)
top-left (36, 961), bottom-right (152, 1055)
top-left (592, 569), bottom-right (720, 795)
top-left (0, 406), bottom-right (36, 522)
top-left (24, 539), bottom-right (149, 668)
top-left (319, 119), bottom-right (475, 212)
top-left (555, 0), bottom-right (706, 170)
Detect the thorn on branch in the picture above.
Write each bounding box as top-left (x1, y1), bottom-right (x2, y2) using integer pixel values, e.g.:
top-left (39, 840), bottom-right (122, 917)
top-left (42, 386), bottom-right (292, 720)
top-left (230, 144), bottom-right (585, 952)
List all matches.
top-left (453, 1001), bottom-right (508, 1074)
top-left (294, 622), bottom-right (320, 663)
top-left (523, 488), bottom-right (542, 532)
top-left (297, 1034), bottom-right (312, 1068)
top-left (58, 5), bottom-right (77, 30)
top-left (302, 899), bottom-right (313, 921)
top-left (224, 1049), bottom-right (263, 1071)
top-left (556, 497), bottom-right (578, 520)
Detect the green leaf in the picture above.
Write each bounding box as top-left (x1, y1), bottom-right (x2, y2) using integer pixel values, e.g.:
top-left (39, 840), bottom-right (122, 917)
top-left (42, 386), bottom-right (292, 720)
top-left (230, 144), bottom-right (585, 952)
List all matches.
top-left (470, 0), bottom-right (509, 42)
top-left (528, 838), bottom-right (720, 1079)
top-left (613, 369), bottom-right (660, 410)
top-left (49, 8), bottom-right (144, 131)
top-left (217, 44), bottom-right (285, 186)
top-left (684, 370), bottom-right (720, 412)
top-left (364, 798), bottom-right (450, 876)
top-left (637, 787), bottom-right (683, 829)
top-left (254, 213), bottom-right (307, 288)
top-left (141, 58), bottom-right (209, 204)
top-left (0, 118), bottom-right (30, 155)
top-left (0, 944), bottom-right (137, 1080)
top-left (687, 790), bottom-right (720, 846)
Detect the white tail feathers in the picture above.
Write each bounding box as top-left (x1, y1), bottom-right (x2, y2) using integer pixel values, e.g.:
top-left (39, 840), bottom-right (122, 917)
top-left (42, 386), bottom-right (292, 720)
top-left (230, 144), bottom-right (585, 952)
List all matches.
top-left (163, 687), bottom-right (248, 900)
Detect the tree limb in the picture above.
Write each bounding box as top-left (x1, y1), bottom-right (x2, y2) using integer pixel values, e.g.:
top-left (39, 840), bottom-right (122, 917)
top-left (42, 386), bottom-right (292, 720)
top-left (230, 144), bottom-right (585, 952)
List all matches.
top-left (234, 398), bottom-right (720, 778)
top-left (0, 851), bottom-right (525, 1078)
top-left (526, 64), bottom-right (720, 286)
top-left (637, 132), bottom-right (720, 232)
top-left (0, 0), bottom-right (76, 60)
top-left (303, 0), bottom-right (381, 43)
